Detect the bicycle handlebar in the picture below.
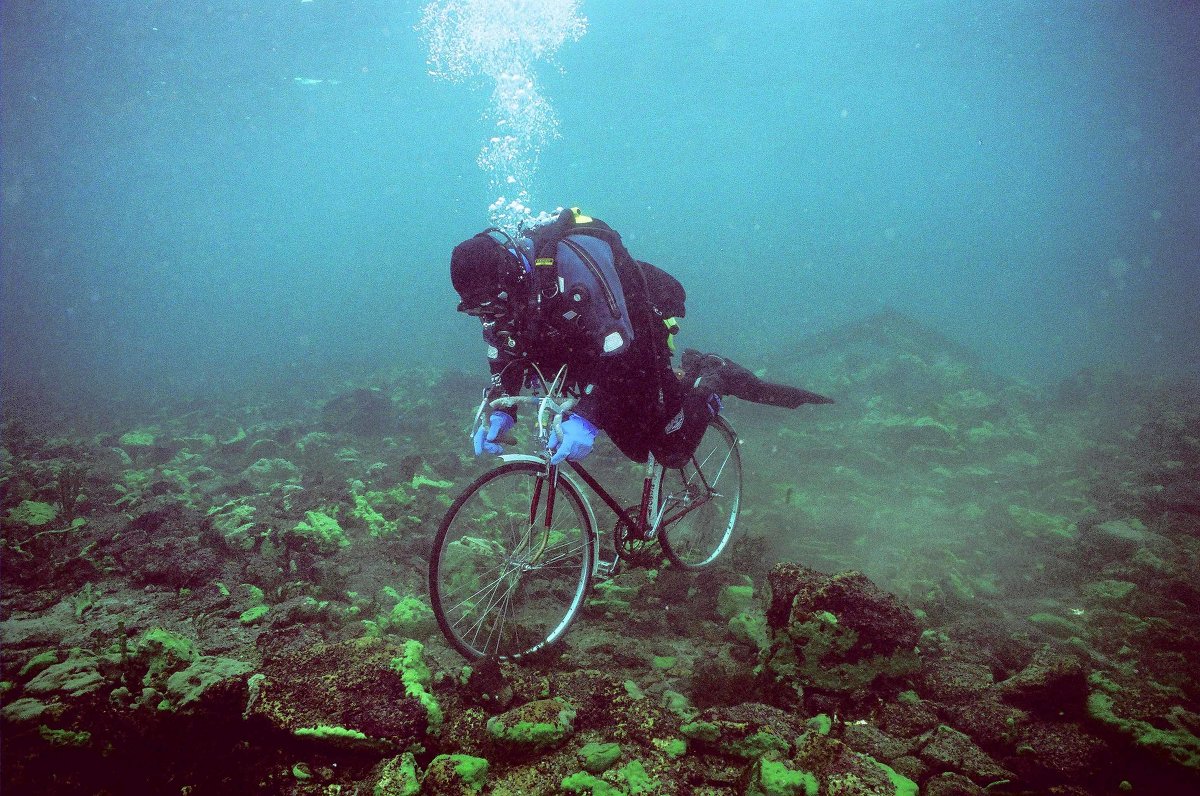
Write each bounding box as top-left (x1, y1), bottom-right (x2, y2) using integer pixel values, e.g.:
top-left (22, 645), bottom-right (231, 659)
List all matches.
top-left (471, 364), bottom-right (578, 443)
top-left (488, 394), bottom-right (578, 441)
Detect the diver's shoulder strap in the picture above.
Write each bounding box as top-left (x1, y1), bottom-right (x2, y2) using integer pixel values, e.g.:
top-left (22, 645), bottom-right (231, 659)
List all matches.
top-left (528, 207), bottom-right (623, 261)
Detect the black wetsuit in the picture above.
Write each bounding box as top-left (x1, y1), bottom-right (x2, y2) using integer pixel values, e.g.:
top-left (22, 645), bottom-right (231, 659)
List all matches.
top-left (480, 234), bottom-right (713, 468)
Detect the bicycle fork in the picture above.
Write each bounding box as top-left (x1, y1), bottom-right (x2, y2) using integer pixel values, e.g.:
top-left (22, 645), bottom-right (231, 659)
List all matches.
top-left (519, 468), bottom-right (556, 567)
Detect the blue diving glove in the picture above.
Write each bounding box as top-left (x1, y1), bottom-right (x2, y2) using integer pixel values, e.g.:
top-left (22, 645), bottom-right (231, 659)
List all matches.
top-left (547, 414), bottom-right (598, 465)
top-left (473, 412), bottom-right (516, 456)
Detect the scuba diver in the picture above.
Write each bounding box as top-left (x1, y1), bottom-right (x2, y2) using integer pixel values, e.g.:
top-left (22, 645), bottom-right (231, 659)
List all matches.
top-left (450, 208), bottom-right (833, 468)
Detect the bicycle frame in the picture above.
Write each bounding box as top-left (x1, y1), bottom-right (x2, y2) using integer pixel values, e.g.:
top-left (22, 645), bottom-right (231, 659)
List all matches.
top-left (569, 450), bottom-right (727, 538)
top-left (496, 448), bottom-right (719, 578)
top-left (431, 414), bottom-right (741, 660)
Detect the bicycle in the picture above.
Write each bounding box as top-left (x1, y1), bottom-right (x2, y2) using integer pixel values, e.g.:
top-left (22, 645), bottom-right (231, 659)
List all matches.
top-left (428, 377), bottom-right (743, 661)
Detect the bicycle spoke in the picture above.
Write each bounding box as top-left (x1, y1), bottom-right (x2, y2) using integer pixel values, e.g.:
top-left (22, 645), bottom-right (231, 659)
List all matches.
top-left (482, 571), bottom-right (523, 656)
top-left (430, 461), bottom-right (593, 660)
top-left (659, 417), bottom-right (742, 570)
top-left (537, 538), bottom-right (586, 564)
top-left (454, 569), bottom-right (511, 640)
top-left (444, 566), bottom-right (504, 621)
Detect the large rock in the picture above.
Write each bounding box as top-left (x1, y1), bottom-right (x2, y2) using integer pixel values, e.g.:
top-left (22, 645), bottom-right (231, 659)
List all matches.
top-left (766, 565), bottom-right (921, 659)
top-left (878, 692), bottom-right (941, 739)
top-left (1010, 721), bottom-right (1108, 783)
top-left (680, 702), bottom-right (800, 761)
top-left (238, 457), bottom-right (301, 492)
top-left (1080, 518), bottom-right (1166, 561)
top-left (321, 388), bottom-right (398, 436)
top-left (250, 637), bottom-right (431, 752)
top-left (948, 695), bottom-right (1029, 751)
top-left (792, 732), bottom-right (918, 795)
top-left (763, 565), bottom-right (921, 697)
top-left (485, 697), bottom-right (577, 754)
top-left (917, 661), bottom-right (993, 705)
top-left (1086, 669), bottom-right (1200, 776)
top-left (421, 754), bottom-right (488, 796)
top-left (993, 646), bottom-right (1086, 715)
top-left (917, 724), bottom-right (1013, 783)
top-left (924, 772), bottom-right (985, 796)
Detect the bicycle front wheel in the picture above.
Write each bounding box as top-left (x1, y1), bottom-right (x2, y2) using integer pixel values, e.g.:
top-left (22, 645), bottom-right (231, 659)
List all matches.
top-left (658, 415), bottom-right (742, 570)
top-left (429, 461), bottom-right (594, 660)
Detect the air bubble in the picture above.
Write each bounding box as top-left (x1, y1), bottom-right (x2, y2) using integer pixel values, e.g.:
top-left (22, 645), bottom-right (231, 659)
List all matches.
top-left (417, 0), bottom-right (587, 232)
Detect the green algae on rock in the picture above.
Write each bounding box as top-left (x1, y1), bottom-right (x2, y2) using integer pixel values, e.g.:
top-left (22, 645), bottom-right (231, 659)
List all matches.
top-left (22, 651), bottom-right (111, 699)
top-left (716, 578), bottom-right (757, 619)
top-left (794, 731), bottom-right (920, 796)
top-left (118, 429), bottom-right (157, 448)
top-left (744, 757), bottom-right (818, 796)
top-left (164, 655), bottom-right (254, 710)
top-left (371, 589), bottom-right (436, 640)
top-left (391, 639), bottom-right (443, 734)
top-left (577, 741), bottom-right (622, 773)
top-left (5, 500), bottom-right (58, 528)
top-left (1086, 671), bottom-right (1200, 772)
top-left (612, 759), bottom-right (660, 795)
top-left (205, 499), bottom-right (258, 550)
top-left (764, 565), bottom-right (921, 699)
top-left (239, 604), bottom-right (269, 625)
top-left (38, 724), bottom-right (92, 747)
top-left (561, 771), bottom-right (623, 796)
top-left (136, 627), bottom-right (199, 685)
top-left (251, 637), bottom-right (434, 753)
top-left (294, 724), bottom-right (371, 744)
top-left (422, 754), bottom-right (488, 795)
top-left (373, 751), bottom-right (420, 796)
top-left (485, 696), bottom-right (577, 753)
top-left (289, 509), bottom-right (348, 552)
top-left (239, 457), bottom-right (301, 492)
top-left (18, 651), bottom-right (61, 680)
top-left (681, 702), bottom-right (800, 761)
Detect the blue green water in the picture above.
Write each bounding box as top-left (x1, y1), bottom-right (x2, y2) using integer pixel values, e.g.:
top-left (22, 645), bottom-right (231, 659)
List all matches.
top-left (2, 1), bottom-right (1197, 411)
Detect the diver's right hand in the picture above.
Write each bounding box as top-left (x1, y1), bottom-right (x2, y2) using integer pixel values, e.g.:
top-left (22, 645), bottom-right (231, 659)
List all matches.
top-left (473, 412), bottom-right (515, 456)
top-left (547, 413), bottom-right (598, 465)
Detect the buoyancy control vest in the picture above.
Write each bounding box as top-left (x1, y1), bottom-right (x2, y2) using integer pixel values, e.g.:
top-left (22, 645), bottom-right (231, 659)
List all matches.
top-left (523, 208), bottom-right (686, 362)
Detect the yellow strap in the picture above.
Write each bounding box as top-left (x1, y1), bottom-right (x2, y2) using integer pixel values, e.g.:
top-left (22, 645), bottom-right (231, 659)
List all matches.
top-left (570, 207), bottom-right (593, 224)
top-left (664, 317), bottom-right (679, 352)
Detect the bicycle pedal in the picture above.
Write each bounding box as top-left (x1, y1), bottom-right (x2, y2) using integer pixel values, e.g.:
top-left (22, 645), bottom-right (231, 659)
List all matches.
top-left (594, 558), bottom-right (621, 579)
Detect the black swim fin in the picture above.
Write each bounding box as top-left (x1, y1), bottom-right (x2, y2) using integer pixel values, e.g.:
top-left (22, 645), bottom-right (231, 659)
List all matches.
top-left (681, 349), bottom-right (835, 409)
top-left (737, 380), bottom-right (835, 408)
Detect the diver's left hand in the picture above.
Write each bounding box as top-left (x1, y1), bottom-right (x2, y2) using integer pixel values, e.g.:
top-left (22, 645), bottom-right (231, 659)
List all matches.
top-left (473, 412), bottom-right (515, 456)
top-left (547, 414), bottom-right (598, 465)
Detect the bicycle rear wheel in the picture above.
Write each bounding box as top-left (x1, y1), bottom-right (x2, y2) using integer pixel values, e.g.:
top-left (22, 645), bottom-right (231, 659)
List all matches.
top-left (658, 415), bottom-right (742, 570)
top-left (429, 461), bottom-right (594, 660)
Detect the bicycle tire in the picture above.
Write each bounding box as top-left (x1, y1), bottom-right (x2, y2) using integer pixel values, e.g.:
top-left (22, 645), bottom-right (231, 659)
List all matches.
top-left (658, 415), bottom-right (742, 570)
top-left (429, 461), bottom-right (595, 660)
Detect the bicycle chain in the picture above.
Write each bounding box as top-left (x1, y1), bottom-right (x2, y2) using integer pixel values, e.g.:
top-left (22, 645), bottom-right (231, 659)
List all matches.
top-left (612, 505), bottom-right (663, 568)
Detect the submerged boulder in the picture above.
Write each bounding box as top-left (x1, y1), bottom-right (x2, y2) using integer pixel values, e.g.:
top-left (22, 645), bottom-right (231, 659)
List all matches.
top-left (421, 754), bottom-right (488, 795)
top-left (680, 702), bottom-right (800, 761)
top-left (485, 696), bottom-right (577, 754)
top-left (763, 564), bottom-right (922, 698)
top-left (993, 645), bottom-right (1087, 715)
top-left (321, 388), bottom-right (398, 436)
top-left (249, 637), bottom-right (433, 752)
top-left (238, 457), bottom-right (301, 492)
top-left (915, 724), bottom-right (1014, 784)
top-left (1080, 517), bottom-right (1167, 562)
top-left (791, 731), bottom-right (918, 796)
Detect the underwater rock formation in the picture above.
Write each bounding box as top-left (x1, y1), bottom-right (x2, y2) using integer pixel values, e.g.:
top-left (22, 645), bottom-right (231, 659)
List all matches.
top-left (321, 387), bottom-right (399, 436)
top-left (763, 564), bottom-right (922, 703)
